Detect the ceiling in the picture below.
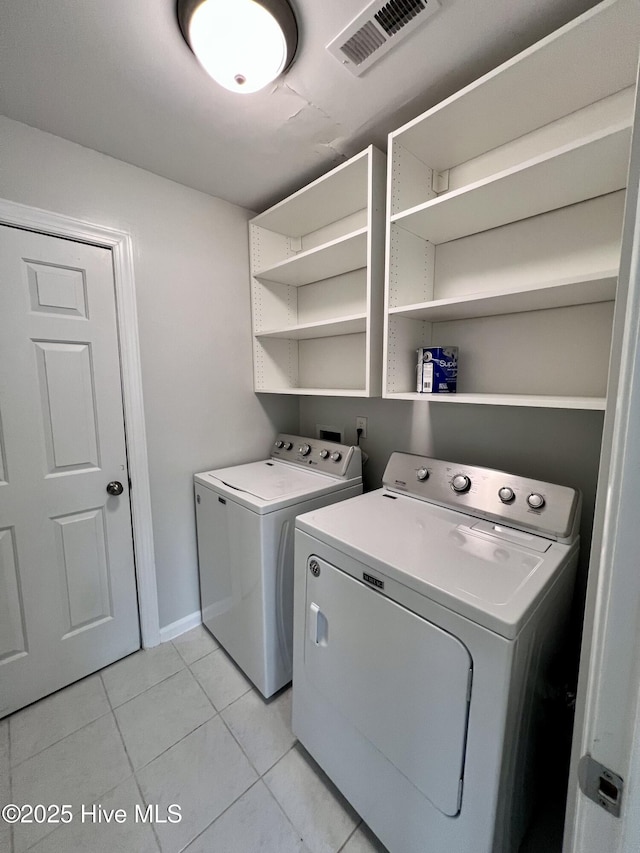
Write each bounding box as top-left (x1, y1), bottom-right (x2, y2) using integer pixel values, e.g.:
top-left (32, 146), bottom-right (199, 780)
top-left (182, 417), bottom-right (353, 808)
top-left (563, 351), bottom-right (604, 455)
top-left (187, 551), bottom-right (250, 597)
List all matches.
top-left (0, 0), bottom-right (602, 213)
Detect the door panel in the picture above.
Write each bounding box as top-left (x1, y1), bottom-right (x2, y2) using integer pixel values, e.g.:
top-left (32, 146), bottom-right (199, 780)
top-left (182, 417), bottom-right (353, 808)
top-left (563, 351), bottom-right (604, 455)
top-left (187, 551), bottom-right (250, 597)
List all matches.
top-left (0, 225), bottom-right (140, 716)
top-left (304, 555), bottom-right (472, 817)
top-left (0, 526), bottom-right (27, 661)
top-left (35, 341), bottom-right (100, 472)
top-left (52, 508), bottom-right (112, 634)
top-left (26, 261), bottom-right (89, 317)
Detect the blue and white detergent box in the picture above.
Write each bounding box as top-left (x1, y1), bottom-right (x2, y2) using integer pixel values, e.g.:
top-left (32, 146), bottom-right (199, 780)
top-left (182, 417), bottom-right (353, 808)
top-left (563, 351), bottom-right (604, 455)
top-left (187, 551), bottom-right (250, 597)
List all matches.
top-left (416, 347), bottom-right (458, 393)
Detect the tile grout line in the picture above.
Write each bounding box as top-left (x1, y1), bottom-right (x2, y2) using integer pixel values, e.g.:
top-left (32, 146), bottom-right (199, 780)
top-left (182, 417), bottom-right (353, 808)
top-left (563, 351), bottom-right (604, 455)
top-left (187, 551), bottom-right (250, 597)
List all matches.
top-left (337, 821), bottom-right (363, 853)
top-left (102, 650), bottom-right (223, 777)
top-left (171, 682), bottom-right (303, 852)
top-left (183, 654), bottom-right (251, 717)
top-left (102, 657), bottom-right (187, 711)
top-left (211, 693), bottom-right (263, 776)
top-left (8, 705), bottom-right (114, 772)
top-left (211, 681), bottom-right (296, 778)
top-left (14, 684), bottom-right (135, 853)
top-left (170, 639), bottom-right (219, 667)
top-left (132, 715), bottom-right (218, 779)
top-left (132, 707), bottom-right (260, 853)
top-left (259, 768), bottom-right (310, 850)
top-left (260, 738), bottom-right (299, 780)
top-left (130, 773), bottom-right (162, 852)
top-left (174, 777), bottom-right (266, 853)
top-left (108, 664), bottom-right (216, 721)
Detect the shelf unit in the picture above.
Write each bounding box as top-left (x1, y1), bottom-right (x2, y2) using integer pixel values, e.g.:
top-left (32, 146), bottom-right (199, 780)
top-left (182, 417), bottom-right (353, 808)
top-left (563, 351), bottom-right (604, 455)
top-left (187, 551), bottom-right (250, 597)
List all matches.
top-left (250, 146), bottom-right (385, 396)
top-left (383, 0), bottom-right (640, 409)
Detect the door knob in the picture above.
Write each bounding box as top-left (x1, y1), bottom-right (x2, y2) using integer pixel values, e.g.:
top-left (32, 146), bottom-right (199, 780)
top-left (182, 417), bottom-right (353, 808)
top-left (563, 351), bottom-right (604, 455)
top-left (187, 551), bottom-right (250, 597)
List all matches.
top-left (106, 481), bottom-right (124, 496)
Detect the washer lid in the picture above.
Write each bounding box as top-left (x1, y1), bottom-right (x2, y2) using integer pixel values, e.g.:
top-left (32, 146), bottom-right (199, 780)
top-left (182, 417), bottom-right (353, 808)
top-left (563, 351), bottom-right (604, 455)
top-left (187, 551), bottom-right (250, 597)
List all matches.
top-left (296, 489), bottom-right (577, 639)
top-left (194, 460), bottom-right (352, 513)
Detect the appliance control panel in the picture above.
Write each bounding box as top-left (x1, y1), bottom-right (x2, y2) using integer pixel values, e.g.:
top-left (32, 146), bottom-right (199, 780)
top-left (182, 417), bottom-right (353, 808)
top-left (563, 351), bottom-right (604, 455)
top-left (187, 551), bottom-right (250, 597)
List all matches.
top-left (383, 452), bottom-right (580, 543)
top-left (271, 434), bottom-right (362, 480)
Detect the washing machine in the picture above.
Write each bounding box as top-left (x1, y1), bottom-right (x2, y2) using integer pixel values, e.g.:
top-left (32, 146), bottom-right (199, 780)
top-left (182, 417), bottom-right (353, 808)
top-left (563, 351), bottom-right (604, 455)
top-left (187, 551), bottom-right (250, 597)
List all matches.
top-left (292, 452), bottom-right (581, 853)
top-left (194, 434), bottom-right (362, 698)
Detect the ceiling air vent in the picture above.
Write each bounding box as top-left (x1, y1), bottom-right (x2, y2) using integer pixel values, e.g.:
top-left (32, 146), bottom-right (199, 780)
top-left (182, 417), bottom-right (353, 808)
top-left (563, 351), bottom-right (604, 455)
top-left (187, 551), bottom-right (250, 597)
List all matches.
top-left (327, 0), bottom-right (441, 76)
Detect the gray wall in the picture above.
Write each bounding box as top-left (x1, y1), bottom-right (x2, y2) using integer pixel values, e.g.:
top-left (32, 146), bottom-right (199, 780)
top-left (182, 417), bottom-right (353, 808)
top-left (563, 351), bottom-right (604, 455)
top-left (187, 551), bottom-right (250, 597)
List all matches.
top-left (0, 116), bottom-right (298, 630)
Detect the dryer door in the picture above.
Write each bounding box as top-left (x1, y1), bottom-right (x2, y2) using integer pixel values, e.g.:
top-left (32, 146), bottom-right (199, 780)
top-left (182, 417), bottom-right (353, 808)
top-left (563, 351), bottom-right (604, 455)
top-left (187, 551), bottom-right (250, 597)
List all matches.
top-left (304, 555), bottom-right (472, 817)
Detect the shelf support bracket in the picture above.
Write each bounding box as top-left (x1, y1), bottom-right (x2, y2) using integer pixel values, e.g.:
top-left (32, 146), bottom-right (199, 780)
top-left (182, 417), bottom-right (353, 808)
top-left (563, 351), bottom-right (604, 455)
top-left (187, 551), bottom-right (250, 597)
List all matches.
top-left (432, 169), bottom-right (450, 194)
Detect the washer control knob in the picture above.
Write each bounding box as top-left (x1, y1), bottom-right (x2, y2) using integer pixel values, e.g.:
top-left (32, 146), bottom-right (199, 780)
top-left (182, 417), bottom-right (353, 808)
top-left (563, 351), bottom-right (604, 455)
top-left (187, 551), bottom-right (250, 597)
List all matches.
top-left (299, 444), bottom-right (311, 456)
top-left (274, 440), bottom-right (284, 449)
top-left (319, 449), bottom-right (329, 459)
top-left (416, 467), bottom-right (429, 481)
top-left (527, 493), bottom-right (545, 510)
top-left (284, 442), bottom-right (293, 450)
top-left (330, 451), bottom-right (342, 462)
top-left (452, 474), bottom-right (471, 493)
top-left (498, 486), bottom-right (515, 503)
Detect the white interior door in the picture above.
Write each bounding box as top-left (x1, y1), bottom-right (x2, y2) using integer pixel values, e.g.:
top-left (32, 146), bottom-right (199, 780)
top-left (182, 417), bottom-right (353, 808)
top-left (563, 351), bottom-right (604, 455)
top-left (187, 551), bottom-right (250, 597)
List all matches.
top-left (0, 225), bottom-right (140, 717)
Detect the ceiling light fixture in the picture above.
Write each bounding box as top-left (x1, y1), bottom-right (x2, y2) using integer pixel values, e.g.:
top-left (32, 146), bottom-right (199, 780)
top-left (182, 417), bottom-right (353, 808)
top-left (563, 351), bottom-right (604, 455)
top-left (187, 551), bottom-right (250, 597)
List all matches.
top-left (177, 0), bottom-right (298, 94)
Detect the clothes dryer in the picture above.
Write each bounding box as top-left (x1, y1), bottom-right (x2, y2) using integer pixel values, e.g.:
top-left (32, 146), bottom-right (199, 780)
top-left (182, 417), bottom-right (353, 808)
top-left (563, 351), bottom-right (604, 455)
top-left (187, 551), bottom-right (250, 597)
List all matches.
top-left (293, 452), bottom-right (580, 853)
top-left (194, 434), bottom-right (362, 697)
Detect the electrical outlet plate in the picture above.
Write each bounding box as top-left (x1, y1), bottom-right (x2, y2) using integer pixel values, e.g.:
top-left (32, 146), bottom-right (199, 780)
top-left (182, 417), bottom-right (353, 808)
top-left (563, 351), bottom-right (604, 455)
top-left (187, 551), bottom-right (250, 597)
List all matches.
top-left (356, 417), bottom-right (368, 439)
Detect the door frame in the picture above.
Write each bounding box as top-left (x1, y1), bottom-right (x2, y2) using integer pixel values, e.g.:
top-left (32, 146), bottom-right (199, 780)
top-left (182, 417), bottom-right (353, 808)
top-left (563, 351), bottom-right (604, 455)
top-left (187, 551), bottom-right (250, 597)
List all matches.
top-left (0, 197), bottom-right (160, 648)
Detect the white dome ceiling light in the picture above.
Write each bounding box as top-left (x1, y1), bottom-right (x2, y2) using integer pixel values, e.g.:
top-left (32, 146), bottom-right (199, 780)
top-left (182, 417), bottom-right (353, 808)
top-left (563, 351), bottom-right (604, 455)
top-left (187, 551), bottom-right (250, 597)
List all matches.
top-left (177, 0), bottom-right (298, 94)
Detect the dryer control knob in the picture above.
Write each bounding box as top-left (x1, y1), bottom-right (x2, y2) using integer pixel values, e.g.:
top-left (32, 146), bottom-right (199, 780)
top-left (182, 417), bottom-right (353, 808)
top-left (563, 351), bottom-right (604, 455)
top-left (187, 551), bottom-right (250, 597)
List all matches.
top-left (498, 486), bottom-right (515, 503)
top-left (330, 451), bottom-right (342, 462)
top-left (319, 449), bottom-right (329, 459)
top-left (299, 444), bottom-right (311, 456)
top-left (416, 467), bottom-right (429, 481)
top-left (452, 474), bottom-right (471, 493)
top-left (527, 493), bottom-right (545, 510)
top-left (274, 440), bottom-right (284, 449)
top-left (284, 442), bottom-right (293, 450)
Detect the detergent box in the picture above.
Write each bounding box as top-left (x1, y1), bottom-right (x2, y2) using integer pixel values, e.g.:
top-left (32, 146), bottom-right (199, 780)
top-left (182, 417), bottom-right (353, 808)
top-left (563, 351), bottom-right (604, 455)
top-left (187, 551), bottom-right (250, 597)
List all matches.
top-left (416, 347), bottom-right (458, 393)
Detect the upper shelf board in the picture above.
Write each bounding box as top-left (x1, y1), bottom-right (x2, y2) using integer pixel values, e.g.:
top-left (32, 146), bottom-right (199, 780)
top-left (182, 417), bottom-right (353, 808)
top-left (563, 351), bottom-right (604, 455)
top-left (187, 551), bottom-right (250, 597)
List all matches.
top-left (391, 0), bottom-right (640, 172)
top-left (251, 148), bottom-right (374, 238)
top-left (254, 228), bottom-right (368, 286)
top-left (391, 123), bottom-right (631, 244)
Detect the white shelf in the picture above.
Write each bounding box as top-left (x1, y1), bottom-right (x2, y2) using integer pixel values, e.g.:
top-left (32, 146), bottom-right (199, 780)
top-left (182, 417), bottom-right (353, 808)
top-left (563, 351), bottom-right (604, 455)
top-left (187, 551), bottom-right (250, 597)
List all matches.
top-left (256, 388), bottom-right (372, 397)
top-left (382, 0), bottom-right (636, 409)
top-left (391, 0), bottom-right (640, 172)
top-left (383, 392), bottom-right (607, 410)
top-left (250, 146), bottom-right (386, 397)
top-left (391, 123), bottom-right (631, 245)
top-left (389, 271), bottom-right (617, 323)
top-left (255, 314), bottom-right (367, 340)
top-left (251, 149), bottom-right (370, 238)
top-left (254, 228), bottom-right (367, 286)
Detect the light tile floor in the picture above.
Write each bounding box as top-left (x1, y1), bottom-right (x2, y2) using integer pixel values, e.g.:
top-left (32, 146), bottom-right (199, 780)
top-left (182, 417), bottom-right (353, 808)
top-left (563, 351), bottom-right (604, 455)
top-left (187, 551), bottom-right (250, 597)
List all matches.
top-left (1, 627), bottom-right (388, 853)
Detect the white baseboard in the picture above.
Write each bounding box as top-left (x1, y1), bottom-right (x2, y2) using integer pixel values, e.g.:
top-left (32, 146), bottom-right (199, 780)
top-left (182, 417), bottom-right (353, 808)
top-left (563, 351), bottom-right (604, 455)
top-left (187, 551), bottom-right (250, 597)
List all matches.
top-left (159, 610), bottom-right (202, 643)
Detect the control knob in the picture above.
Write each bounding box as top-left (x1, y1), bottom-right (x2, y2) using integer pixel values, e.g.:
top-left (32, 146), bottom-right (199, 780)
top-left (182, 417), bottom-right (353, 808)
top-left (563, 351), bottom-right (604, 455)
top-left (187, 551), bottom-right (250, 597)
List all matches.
top-left (299, 444), bottom-right (311, 456)
top-left (274, 440), bottom-right (284, 449)
top-left (330, 451), bottom-right (342, 462)
top-left (416, 467), bottom-right (429, 481)
top-left (451, 474), bottom-right (471, 493)
top-left (283, 442), bottom-right (293, 450)
top-left (498, 486), bottom-right (515, 503)
top-left (527, 493), bottom-right (545, 510)
top-left (319, 449), bottom-right (329, 459)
